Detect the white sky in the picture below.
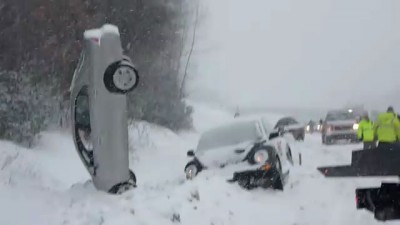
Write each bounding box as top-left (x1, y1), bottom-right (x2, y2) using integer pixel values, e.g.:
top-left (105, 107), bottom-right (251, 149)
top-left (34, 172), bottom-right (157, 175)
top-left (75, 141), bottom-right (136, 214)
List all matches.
top-left (187, 0), bottom-right (400, 111)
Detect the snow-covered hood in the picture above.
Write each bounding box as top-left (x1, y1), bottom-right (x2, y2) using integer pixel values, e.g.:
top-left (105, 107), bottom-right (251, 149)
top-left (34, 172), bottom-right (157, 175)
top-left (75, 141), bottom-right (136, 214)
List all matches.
top-left (326, 120), bottom-right (356, 126)
top-left (195, 141), bottom-right (256, 168)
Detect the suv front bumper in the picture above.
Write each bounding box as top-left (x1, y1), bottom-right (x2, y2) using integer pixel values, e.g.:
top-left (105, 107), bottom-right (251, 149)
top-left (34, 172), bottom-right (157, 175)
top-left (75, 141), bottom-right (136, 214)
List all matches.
top-left (326, 130), bottom-right (358, 141)
top-left (227, 164), bottom-right (282, 190)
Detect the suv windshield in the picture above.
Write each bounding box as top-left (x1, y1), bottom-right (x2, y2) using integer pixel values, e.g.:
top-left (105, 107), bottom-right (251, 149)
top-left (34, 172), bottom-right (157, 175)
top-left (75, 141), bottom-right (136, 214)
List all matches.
top-left (326, 111), bottom-right (356, 121)
top-left (196, 120), bottom-right (261, 151)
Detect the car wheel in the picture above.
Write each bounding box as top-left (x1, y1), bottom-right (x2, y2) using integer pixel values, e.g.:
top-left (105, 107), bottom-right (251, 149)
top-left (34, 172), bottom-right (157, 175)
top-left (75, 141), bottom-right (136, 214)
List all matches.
top-left (374, 207), bottom-right (392, 221)
top-left (326, 137), bottom-right (334, 145)
top-left (275, 156), bottom-right (282, 172)
top-left (129, 170), bottom-right (137, 185)
top-left (272, 156), bottom-right (284, 190)
top-left (286, 145), bottom-right (294, 165)
top-left (322, 135), bottom-right (333, 145)
top-left (103, 60), bottom-right (139, 94)
top-left (184, 161), bottom-right (202, 180)
top-left (108, 170), bottom-right (137, 194)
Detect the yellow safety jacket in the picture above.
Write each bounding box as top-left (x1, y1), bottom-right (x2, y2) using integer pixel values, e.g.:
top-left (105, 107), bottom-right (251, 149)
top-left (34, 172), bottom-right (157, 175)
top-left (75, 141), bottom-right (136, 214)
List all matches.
top-left (374, 112), bottom-right (400, 143)
top-left (357, 119), bottom-right (374, 142)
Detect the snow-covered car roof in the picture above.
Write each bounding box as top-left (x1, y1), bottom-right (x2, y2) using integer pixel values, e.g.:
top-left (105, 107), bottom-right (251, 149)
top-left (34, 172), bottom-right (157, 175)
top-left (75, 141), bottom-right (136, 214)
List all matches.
top-left (196, 119), bottom-right (262, 152)
top-left (196, 115), bottom-right (279, 152)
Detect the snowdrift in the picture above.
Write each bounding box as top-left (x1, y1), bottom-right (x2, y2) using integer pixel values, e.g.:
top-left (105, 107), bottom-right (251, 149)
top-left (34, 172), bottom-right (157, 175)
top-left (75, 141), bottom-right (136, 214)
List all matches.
top-left (0, 104), bottom-right (398, 225)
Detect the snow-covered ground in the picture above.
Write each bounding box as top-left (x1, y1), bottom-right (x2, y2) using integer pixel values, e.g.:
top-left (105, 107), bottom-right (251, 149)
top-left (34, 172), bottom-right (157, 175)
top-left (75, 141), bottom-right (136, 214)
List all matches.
top-left (0, 104), bottom-right (398, 225)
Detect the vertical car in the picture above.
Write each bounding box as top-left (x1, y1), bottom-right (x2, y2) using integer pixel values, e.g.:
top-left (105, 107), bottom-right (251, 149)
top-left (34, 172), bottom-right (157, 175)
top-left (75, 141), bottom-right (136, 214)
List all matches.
top-left (70, 24), bottom-right (139, 194)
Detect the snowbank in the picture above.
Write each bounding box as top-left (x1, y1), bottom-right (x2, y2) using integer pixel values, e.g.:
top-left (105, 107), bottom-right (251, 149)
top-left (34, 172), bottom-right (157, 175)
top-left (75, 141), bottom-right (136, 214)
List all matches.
top-left (0, 106), bottom-right (398, 225)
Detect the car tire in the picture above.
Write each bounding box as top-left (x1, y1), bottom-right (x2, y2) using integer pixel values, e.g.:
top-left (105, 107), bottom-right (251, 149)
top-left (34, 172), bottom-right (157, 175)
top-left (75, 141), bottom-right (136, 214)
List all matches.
top-left (286, 145), bottom-right (294, 165)
top-left (272, 156), bottom-right (284, 190)
top-left (103, 60), bottom-right (139, 94)
top-left (326, 137), bottom-right (334, 145)
top-left (374, 207), bottom-right (393, 221)
top-left (129, 170), bottom-right (137, 185)
top-left (295, 134), bottom-right (301, 141)
top-left (322, 135), bottom-right (333, 145)
top-left (108, 169), bottom-right (137, 194)
top-left (299, 133), bottom-right (305, 141)
top-left (184, 160), bottom-right (202, 179)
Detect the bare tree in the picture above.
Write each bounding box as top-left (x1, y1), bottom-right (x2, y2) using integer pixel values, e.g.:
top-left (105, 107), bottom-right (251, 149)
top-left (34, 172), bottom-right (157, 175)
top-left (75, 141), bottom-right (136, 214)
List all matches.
top-left (0, 0), bottom-right (194, 146)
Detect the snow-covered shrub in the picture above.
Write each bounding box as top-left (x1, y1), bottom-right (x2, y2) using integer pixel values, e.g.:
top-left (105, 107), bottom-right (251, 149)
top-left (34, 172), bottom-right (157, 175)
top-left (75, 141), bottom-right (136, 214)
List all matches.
top-left (0, 71), bottom-right (60, 147)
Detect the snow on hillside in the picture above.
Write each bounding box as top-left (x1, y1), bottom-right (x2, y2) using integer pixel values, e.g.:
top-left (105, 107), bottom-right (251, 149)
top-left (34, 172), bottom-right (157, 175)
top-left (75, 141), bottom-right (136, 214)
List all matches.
top-left (0, 104), bottom-right (398, 225)
top-left (185, 100), bottom-right (236, 133)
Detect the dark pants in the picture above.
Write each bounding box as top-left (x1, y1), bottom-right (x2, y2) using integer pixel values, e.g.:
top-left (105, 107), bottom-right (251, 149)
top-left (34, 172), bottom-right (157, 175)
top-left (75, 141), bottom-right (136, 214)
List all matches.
top-left (363, 141), bottom-right (376, 150)
top-left (377, 142), bottom-right (397, 151)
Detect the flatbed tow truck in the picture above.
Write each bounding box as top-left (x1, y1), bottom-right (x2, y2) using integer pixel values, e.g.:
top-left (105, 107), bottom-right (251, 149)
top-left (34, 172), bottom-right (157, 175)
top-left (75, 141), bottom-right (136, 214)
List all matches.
top-left (318, 147), bottom-right (400, 221)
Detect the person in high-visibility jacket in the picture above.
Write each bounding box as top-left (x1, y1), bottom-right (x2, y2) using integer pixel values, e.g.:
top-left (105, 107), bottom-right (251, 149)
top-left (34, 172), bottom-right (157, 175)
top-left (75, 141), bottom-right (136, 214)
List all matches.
top-left (373, 106), bottom-right (400, 150)
top-left (357, 113), bottom-right (376, 150)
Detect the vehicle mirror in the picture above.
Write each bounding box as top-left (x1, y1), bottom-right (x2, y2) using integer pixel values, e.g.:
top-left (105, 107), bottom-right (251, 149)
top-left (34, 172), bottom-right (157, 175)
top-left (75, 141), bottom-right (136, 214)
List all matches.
top-left (269, 131), bottom-right (279, 140)
top-left (278, 126), bottom-right (285, 133)
top-left (187, 150), bottom-right (195, 157)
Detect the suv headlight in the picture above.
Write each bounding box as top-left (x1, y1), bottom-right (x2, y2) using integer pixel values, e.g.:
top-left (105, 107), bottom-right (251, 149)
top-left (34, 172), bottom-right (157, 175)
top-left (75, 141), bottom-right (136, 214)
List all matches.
top-left (253, 150), bottom-right (269, 164)
top-left (353, 123), bottom-right (359, 130)
top-left (326, 125), bottom-right (332, 132)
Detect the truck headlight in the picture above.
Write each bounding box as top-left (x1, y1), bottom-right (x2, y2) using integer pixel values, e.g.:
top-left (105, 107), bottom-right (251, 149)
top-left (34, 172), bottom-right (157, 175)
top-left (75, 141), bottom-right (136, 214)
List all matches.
top-left (353, 123), bottom-right (359, 130)
top-left (306, 125), bottom-right (310, 131)
top-left (185, 164), bottom-right (198, 179)
top-left (253, 150), bottom-right (269, 164)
